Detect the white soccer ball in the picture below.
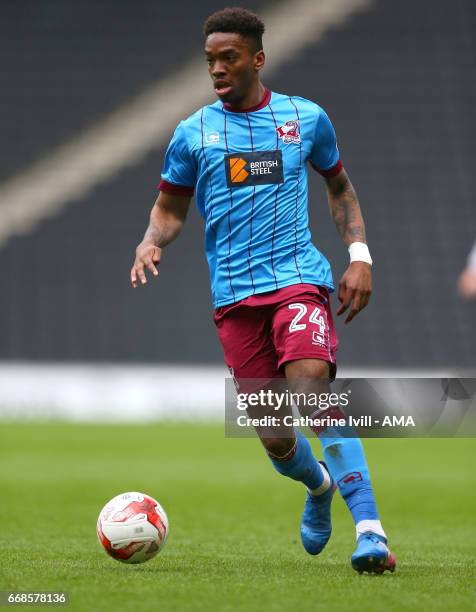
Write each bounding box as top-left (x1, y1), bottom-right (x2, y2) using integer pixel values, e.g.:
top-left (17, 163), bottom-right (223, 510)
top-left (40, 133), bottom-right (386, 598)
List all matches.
top-left (97, 491), bottom-right (169, 564)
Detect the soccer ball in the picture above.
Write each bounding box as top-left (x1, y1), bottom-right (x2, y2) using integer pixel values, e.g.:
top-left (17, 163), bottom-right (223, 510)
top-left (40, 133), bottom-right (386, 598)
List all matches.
top-left (96, 491), bottom-right (169, 564)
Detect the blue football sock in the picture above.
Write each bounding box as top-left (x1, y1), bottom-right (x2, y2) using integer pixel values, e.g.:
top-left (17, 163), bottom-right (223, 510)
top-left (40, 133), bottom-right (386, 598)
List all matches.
top-left (269, 430), bottom-right (325, 492)
top-left (318, 434), bottom-right (383, 533)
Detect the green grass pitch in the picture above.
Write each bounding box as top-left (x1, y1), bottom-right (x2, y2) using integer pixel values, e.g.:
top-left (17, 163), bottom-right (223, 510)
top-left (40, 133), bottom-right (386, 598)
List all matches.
top-left (0, 423), bottom-right (475, 611)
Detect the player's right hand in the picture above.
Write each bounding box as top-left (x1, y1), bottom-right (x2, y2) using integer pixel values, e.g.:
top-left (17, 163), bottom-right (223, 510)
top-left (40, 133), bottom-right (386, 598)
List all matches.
top-left (131, 243), bottom-right (161, 288)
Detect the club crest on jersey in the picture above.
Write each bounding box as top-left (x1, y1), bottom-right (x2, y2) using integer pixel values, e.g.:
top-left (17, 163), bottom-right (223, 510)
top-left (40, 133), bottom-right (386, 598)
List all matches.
top-left (276, 119), bottom-right (300, 144)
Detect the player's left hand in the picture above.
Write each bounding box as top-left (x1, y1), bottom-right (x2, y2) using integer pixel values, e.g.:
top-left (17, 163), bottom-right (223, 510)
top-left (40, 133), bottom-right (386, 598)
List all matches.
top-left (336, 261), bottom-right (372, 324)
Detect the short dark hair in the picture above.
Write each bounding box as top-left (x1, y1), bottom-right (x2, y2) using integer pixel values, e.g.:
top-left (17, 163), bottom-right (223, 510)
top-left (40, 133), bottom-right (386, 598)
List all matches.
top-left (203, 7), bottom-right (265, 52)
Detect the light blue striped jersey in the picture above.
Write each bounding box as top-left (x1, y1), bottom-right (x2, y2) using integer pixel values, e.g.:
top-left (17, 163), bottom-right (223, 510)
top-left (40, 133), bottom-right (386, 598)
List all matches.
top-left (159, 89), bottom-right (342, 307)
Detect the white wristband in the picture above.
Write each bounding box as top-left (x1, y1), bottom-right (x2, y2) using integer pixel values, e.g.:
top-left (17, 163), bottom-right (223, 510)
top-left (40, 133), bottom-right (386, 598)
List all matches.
top-left (348, 242), bottom-right (372, 265)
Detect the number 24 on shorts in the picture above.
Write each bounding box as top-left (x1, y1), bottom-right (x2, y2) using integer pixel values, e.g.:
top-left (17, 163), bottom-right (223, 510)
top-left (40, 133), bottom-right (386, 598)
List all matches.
top-left (288, 303), bottom-right (326, 334)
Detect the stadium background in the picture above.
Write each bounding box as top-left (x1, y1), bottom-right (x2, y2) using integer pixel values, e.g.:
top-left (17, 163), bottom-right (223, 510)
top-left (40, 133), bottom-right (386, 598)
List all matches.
top-left (0, 1), bottom-right (475, 611)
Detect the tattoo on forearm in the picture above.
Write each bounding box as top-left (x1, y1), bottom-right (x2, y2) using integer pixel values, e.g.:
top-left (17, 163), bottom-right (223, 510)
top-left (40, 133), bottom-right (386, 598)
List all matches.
top-left (144, 221), bottom-right (173, 248)
top-left (329, 181), bottom-right (366, 245)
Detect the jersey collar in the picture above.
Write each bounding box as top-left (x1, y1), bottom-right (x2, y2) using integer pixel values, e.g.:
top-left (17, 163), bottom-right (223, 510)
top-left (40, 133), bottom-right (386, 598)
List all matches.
top-left (223, 88), bottom-right (271, 113)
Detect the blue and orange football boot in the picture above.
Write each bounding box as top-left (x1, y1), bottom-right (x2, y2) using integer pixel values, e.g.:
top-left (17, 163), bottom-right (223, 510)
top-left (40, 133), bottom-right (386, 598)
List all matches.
top-left (351, 532), bottom-right (397, 574)
top-left (300, 462), bottom-right (336, 555)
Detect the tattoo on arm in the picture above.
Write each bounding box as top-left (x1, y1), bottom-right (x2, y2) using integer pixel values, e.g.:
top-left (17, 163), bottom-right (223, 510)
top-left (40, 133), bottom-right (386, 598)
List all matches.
top-left (327, 173), bottom-right (366, 246)
top-left (143, 197), bottom-right (188, 248)
top-left (144, 220), bottom-right (174, 248)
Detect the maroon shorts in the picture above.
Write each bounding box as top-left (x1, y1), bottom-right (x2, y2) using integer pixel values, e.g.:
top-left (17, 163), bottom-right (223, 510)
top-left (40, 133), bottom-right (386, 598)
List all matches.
top-left (213, 283), bottom-right (338, 381)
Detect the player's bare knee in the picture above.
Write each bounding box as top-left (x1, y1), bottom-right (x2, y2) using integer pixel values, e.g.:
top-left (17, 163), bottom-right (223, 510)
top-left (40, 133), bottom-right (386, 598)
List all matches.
top-left (285, 358), bottom-right (329, 381)
top-left (259, 436), bottom-right (295, 458)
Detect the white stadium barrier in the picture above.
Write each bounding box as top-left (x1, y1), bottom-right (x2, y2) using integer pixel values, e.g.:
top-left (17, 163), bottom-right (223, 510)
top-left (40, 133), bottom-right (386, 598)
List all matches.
top-left (0, 363), bottom-right (471, 422)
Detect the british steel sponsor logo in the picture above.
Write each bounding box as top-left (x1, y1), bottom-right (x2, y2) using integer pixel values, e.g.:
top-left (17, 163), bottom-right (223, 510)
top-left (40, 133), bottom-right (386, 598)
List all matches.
top-left (276, 119), bottom-right (300, 144)
top-left (224, 150), bottom-right (284, 188)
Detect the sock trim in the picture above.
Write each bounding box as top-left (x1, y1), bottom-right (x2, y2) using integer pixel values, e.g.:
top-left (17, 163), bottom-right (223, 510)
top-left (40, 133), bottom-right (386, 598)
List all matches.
top-left (308, 461), bottom-right (331, 496)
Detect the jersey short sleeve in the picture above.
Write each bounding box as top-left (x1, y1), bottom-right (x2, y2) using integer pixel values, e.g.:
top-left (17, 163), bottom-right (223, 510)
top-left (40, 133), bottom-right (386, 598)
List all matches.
top-left (159, 121), bottom-right (197, 196)
top-left (309, 108), bottom-right (342, 177)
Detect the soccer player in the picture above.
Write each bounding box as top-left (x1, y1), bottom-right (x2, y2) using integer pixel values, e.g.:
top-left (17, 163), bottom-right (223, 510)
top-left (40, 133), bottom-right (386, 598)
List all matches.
top-left (131, 7), bottom-right (396, 574)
